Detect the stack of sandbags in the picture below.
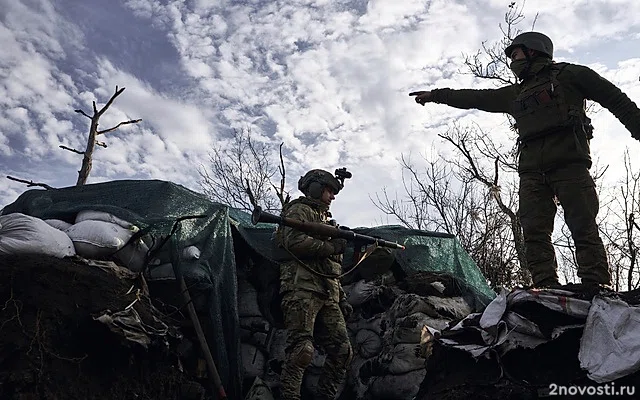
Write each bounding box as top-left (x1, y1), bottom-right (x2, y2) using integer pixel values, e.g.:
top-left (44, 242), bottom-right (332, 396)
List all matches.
top-left (343, 272), bottom-right (472, 400)
top-left (64, 210), bottom-right (149, 272)
top-left (0, 213), bottom-right (75, 258)
top-left (238, 277), bottom-right (272, 381)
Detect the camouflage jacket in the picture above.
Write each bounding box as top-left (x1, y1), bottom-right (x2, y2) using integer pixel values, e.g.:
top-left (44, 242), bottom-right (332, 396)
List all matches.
top-left (430, 59), bottom-right (640, 173)
top-left (275, 196), bottom-right (346, 303)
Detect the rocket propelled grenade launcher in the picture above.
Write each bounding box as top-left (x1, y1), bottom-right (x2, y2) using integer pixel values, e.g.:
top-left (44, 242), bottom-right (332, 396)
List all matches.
top-left (251, 206), bottom-right (406, 251)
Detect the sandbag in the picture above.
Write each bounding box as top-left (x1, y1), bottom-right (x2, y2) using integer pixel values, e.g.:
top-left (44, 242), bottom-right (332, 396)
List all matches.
top-left (66, 220), bottom-right (134, 258)
top-left (44, 219), bottom-right (73, 231)
top-left (244, 377), bottom-right (274, 400)
top-left (344, 280), bottom-right (384, 306)
top-left (0, 213), bottom-right (75, 258)
top-left (75, 209), bottom-right (138, 231)
top-left (424, 296), bottom-right (472, 320)
top-left (303, 367), bottom-right (344, 399)
top-left (387, 294), bottom-right (439, 324)
top-left (238, 279), bottom-right (262, 318)
top-left (182, 245), bottom-right (201, 260)
top-left (348, 314), bottom-right (383, 335)
top-left (241, 343), bottom-right (266, 378)
top-left (146, 263), bottom-right (175, 281)
top-left (389, 312), bottom-right (451, 345)
top-left (367, 368), bottom-right (426, 400)
top-left (355, 329), bottom-right (383, 358)
top-left (383, 343), bottom-right (425, 375)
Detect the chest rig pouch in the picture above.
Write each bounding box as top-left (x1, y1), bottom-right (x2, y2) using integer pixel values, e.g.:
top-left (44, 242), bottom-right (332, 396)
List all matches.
top-left (512, 63), bottom-right (591, 142)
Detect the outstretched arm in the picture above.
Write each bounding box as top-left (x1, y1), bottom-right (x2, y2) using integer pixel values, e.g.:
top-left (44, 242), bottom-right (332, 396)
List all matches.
top-left (573, 65), bottom-right (640, 140)
top-left (410, 85), bottom-right (518, 114)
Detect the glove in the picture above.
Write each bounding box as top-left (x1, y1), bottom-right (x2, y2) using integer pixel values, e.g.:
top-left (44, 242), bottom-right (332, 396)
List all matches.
top-left (339, 300), bottom-right (353, 319)
top-left (327, 238), bottom-right (348, 255)
top-left (409, 90), bottom-right (433, 106)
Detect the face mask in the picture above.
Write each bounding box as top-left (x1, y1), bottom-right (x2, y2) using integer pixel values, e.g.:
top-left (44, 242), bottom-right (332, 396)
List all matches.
top-left (509, 59), bottom-right (529, 78)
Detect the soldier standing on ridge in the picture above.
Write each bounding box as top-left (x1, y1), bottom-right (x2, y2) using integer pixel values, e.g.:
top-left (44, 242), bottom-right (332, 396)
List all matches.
top-left (410, 32), bottom-right (640, 289)
top-left (275, 169), bottom-right (353, 400)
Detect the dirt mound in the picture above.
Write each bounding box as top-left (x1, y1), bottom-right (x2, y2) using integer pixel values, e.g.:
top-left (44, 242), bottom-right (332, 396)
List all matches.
top-left (0, 254), bottom-right (187, 400)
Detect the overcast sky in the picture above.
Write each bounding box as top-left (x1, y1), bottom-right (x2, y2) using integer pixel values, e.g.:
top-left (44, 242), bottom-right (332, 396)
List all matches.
top-left (1, 0), bottom-right (639, 227)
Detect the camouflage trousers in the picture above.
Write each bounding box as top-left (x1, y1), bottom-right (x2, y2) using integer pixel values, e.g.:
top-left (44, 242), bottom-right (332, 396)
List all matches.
top-left (519, 165), bottom-right (611, 286)
top-left (280, 290), bottom-right (352, 400)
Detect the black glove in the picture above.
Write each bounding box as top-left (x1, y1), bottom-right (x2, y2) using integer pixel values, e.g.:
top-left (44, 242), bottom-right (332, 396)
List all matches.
top-left (339, 300), bottom-right (353, 319)
top-left (409, 90), bottom-right (433, 106)
top-left (327, 238), bottom-right (348, 255)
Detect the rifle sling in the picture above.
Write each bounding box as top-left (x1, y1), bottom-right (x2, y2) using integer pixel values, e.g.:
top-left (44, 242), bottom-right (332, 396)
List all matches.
top-left (282, 244), bottom-right (378, 279)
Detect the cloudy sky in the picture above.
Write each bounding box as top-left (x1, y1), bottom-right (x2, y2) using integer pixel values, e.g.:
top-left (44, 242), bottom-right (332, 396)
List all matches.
top-left (1, 0), bottom-right (639, 227)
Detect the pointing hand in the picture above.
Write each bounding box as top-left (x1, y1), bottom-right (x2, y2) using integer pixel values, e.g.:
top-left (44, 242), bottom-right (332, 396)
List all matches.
top-left (409, 91), bottom-right (433, 106)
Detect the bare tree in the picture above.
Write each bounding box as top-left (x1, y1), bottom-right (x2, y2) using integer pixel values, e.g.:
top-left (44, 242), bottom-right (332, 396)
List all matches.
top-left (371, 148), bottom-right (528, 289)
top-left (62, 86), bottom-right (142, 186)
top-left (437, 125), bottom-right (526, 270)
top-left (198, 128), bottom-right (290, 213)
top-left (595, 150), bottom-right (640, 290)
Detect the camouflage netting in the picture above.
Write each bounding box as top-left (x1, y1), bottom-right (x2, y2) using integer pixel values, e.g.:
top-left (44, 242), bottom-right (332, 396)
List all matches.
top-left (233, 221), bottom-right (495, 313)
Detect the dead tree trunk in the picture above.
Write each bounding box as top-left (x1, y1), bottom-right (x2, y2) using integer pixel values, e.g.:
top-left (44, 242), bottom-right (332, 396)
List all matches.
top-left (62, 86), bottom-right (141, 186)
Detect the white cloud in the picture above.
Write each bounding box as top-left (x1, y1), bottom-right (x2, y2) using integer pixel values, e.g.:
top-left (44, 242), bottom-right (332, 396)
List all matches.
top-left (1, 0), bottom-right (640, 229)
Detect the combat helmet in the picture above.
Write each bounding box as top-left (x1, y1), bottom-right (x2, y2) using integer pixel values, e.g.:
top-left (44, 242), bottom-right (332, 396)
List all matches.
top-left (298, 168), bottom-right (351, 199)
top-left (505, 31), bottom-right (554, 59)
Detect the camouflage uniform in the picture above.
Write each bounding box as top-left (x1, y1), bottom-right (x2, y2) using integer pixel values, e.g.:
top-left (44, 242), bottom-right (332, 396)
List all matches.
top-left (415, 32), bottom-right (640, 287)
top-left (275, 172), bottom-right (353, 400)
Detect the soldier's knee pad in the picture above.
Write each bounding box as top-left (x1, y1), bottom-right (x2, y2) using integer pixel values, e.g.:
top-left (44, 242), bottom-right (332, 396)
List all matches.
top-left (291, 340), bottom-right (314, 368)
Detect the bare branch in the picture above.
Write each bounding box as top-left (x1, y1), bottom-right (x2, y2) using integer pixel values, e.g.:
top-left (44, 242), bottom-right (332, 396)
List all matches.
top-left (97, 119), bottom-right (142, 135)
top-left (7, 176), bottom-right (55, 190)
top-left (97, 86), bottom-right (126, 117)
top-left (59, 145), bottom-right (84, 155)
top-left (245, 179), bottom-right (259, 209)
top-left (95, 141), bottom-right (107, 148)
top-left (74, 109), bottom-right (92, 119)
top-left (199, 128), bottom-right (284, 213)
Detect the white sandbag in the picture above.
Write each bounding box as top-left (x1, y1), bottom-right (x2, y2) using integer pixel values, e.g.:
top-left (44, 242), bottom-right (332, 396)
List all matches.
top-left (238, 279), bottom-right (262, 318)
top-left (367, 368), bottom-right (426, 400)
top-left (75, 210), bottom-right (138, 231)
top-left (182, 245), bottom-right (201, 260)
top-left (44, 219), bottom-right (73, 231)
top-left (241, 342), bottom-right (266, 378)
top-left (344, 280), bottom-right (384, 306)
top-left (66, 220), bottom-right (134, 258)
top-left (0, 213), bottom-right (75, 258)
top-left (355, 329), bottom-right (383, 358)
top-left (113, 238), bottom-right (149, 272)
